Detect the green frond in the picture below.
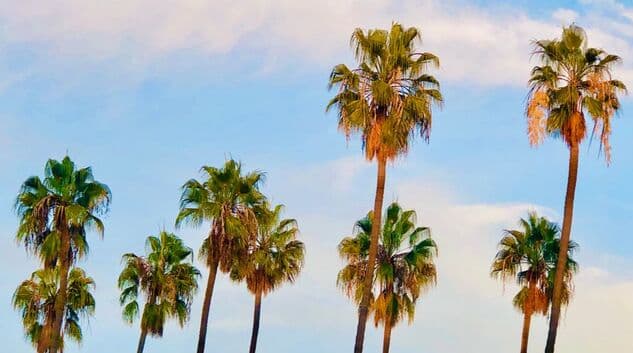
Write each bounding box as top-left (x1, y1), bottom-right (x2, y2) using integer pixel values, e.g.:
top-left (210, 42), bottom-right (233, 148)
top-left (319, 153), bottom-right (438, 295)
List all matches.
top-left (492, 212), bottom-right (578, 316)
top-left (176, 159), bottom-right (267, 275)
top-left (338, 201), bottom-right (437, 327)
top-left (231, 202), bottom-right (305, 296)
top-left (14, 156), bottom-right (110, 265)
top-left (13, 267), bottom-right (96, 348)
top-left (328, 23), bottom-right (442, 161)
top-left (118, 231), bottom-right (199, 336)
top-left (527, 25), bottom-right (626, 160)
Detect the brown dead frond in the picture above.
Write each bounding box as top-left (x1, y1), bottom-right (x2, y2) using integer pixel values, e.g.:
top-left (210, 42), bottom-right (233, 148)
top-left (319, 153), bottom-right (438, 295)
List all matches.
top-left (588, 72), bottom-right (616, 164)
top-left (561, 111), bottom-right (587, 148)
top-left (526, 89), bottom-right (549, 146)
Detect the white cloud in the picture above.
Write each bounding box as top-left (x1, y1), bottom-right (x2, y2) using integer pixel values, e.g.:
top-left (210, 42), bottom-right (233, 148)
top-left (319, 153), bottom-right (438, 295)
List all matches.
top-left (552, 8), bottom-right (579, 24)
top-left (1, 1), bottom-right (633, 86)
top-left (558, 268), bottom-right (633, 351)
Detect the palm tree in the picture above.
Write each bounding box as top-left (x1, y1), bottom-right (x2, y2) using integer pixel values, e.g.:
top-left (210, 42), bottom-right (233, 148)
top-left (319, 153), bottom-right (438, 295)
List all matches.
top-left (338, 202), bottom-right (437, 353)
top-left (327, 23), bottom-right (442, 353)
top-left (230, 204), bottom-right (305, 353)
top-left (175, 159), bottom-right (266, 353)
top-left (491, 212), bottom-right (578, 353)
top-left (13, 267), bottom-right (96, 352)
top-left (118, 231), bottom-right (200, 353)
top-left (526, 25), bottom-right (626, 352)
top-left (15, 156), bottom-right (111, 353)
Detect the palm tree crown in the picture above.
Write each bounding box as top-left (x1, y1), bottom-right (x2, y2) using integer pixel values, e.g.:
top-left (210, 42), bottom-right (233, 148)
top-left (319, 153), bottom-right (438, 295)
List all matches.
top-left (327, 22), bottom-right (443, 161)
top-left (492, 212), bottom-right (578, 312)
top-left (338, 202), bottom-right (437, 353)
top-left (15, 156), bottom-right (111, 266)
top-left (118, 231), bottom-right (200, 337)
top-left (527, 25), bottom-right (627, 162)
top-left (231, 204), bottom-right (305, 295)
top-left (176, 159), bottom-right (266, 271)
top-left (491, 212), bottom-right (578, 353)
top-left (13, 267), bottom-right (96, 350)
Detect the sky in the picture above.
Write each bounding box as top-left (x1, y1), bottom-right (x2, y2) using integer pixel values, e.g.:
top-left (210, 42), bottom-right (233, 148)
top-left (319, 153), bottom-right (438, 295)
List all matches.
top-left (1, 0), bottom-right (633, 352)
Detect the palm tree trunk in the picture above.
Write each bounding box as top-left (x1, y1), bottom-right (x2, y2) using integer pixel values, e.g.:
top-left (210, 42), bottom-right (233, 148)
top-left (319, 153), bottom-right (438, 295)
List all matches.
top-left (36, 318), bottom-right (52, 353)
top-left (38, 260), bottom-right (58, 352)
top-left (137, 328), bottom-right (148, 353)
top-left (382, 316), bottom-right (392, 353)
top-left (521, 279), bottom-right (536, 353)
top-left (196, 259), bottom-right (219, 353)
top-left (137, 296), bottom-right (156, 353)
top-left (354, 156), bottom-right (387, 353)
top-left (545, 143), bottom-right (579, 353)
top-left (249, 291), bottom-right (263, 353)
top-left (37, 308), bottom-right (56, 353)
top-left (520, 310), bottom-right (532, 353)
top-left (49, 229), bottom-right (71, 353)
top-left (520, 309), bottom-right (532, 353)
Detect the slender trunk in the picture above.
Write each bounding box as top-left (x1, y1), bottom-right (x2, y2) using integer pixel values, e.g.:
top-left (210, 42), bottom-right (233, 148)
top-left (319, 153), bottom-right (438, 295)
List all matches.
top-left (137, 295), bottom-right (156, 353)
top-left (545, 143), bottom-right (579, 353)
top-left (353, 157), bottom-right (387, 353)
top-left (38, 260), bottom-right (57, 352)
top-left (50, 228), bottom-right (71, 353)
top-left (196, 259), bottom-right (219, 353)
top-left (37, 306), bottom-right (56, 353)
top-left (36, 315), bottom-right (53, 353)
top-left (248, 291), bottom-right (263, 353)
top-left (520, 279), bottom-right (536, 353)
top-left (137, 328), bottom-right (148, 353)
top-left (520, 310), bottom-right (532, 353)
top-left (520, 279), bottom-right (537, 353)
top-left (382, 316), bottom-right (392, 353)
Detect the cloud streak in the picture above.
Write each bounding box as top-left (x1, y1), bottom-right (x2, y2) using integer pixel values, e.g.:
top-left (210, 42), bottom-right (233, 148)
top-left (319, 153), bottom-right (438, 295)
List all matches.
top-left (1, 1), bottom-right (633, 86)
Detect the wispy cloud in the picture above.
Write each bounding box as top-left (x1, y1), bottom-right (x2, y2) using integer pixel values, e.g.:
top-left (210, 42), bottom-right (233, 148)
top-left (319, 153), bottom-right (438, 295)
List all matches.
top-left (1, 1), bottom-right (633, 87)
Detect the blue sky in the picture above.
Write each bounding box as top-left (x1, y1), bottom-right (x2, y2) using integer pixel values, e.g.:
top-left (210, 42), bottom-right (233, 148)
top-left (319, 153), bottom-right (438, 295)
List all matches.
top-left (1, 0), bottom-right (633, 352)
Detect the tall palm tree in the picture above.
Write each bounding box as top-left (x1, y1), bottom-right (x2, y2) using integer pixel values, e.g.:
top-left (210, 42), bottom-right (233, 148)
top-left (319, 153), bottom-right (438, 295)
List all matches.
top-left (230, 204), bottom-right (305, 353)
top-left (175, 159), bottom-right (266, 353)
top-left (118, 231), bottom-right (200, 353)
top-left (15, 156), bottom-right (111, 353)
top-left (526, 25), bottom-right (626, 352)
top-left (327, 23), bottom-right (442, 353)
top-left (338, 202), bottom-right (437, 353)
top-left (491, 212), bottom-right (578, 353)
top-left (13, 267), bottom-right (96, 352)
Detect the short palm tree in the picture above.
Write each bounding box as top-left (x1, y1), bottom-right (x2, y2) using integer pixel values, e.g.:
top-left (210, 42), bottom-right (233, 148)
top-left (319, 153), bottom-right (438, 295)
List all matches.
top-left (338, 202), bottom-right (437, 353)
top-left (230, 204), bottom-right (305, 353)
top-left (175, 159), bottom-right (266, 353)
top-left (327, 23), bottom-right (442, 353)
top-left (526, 25), bottom-right (625, 352)
top-left (491, 212), bottom-right (578, 353)
top-left (15, 156), bottom-right (111, 353)
top-left (13, 267), bottom-right (95, 352)
top-left (118, 231), bottom-right (200, 353)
